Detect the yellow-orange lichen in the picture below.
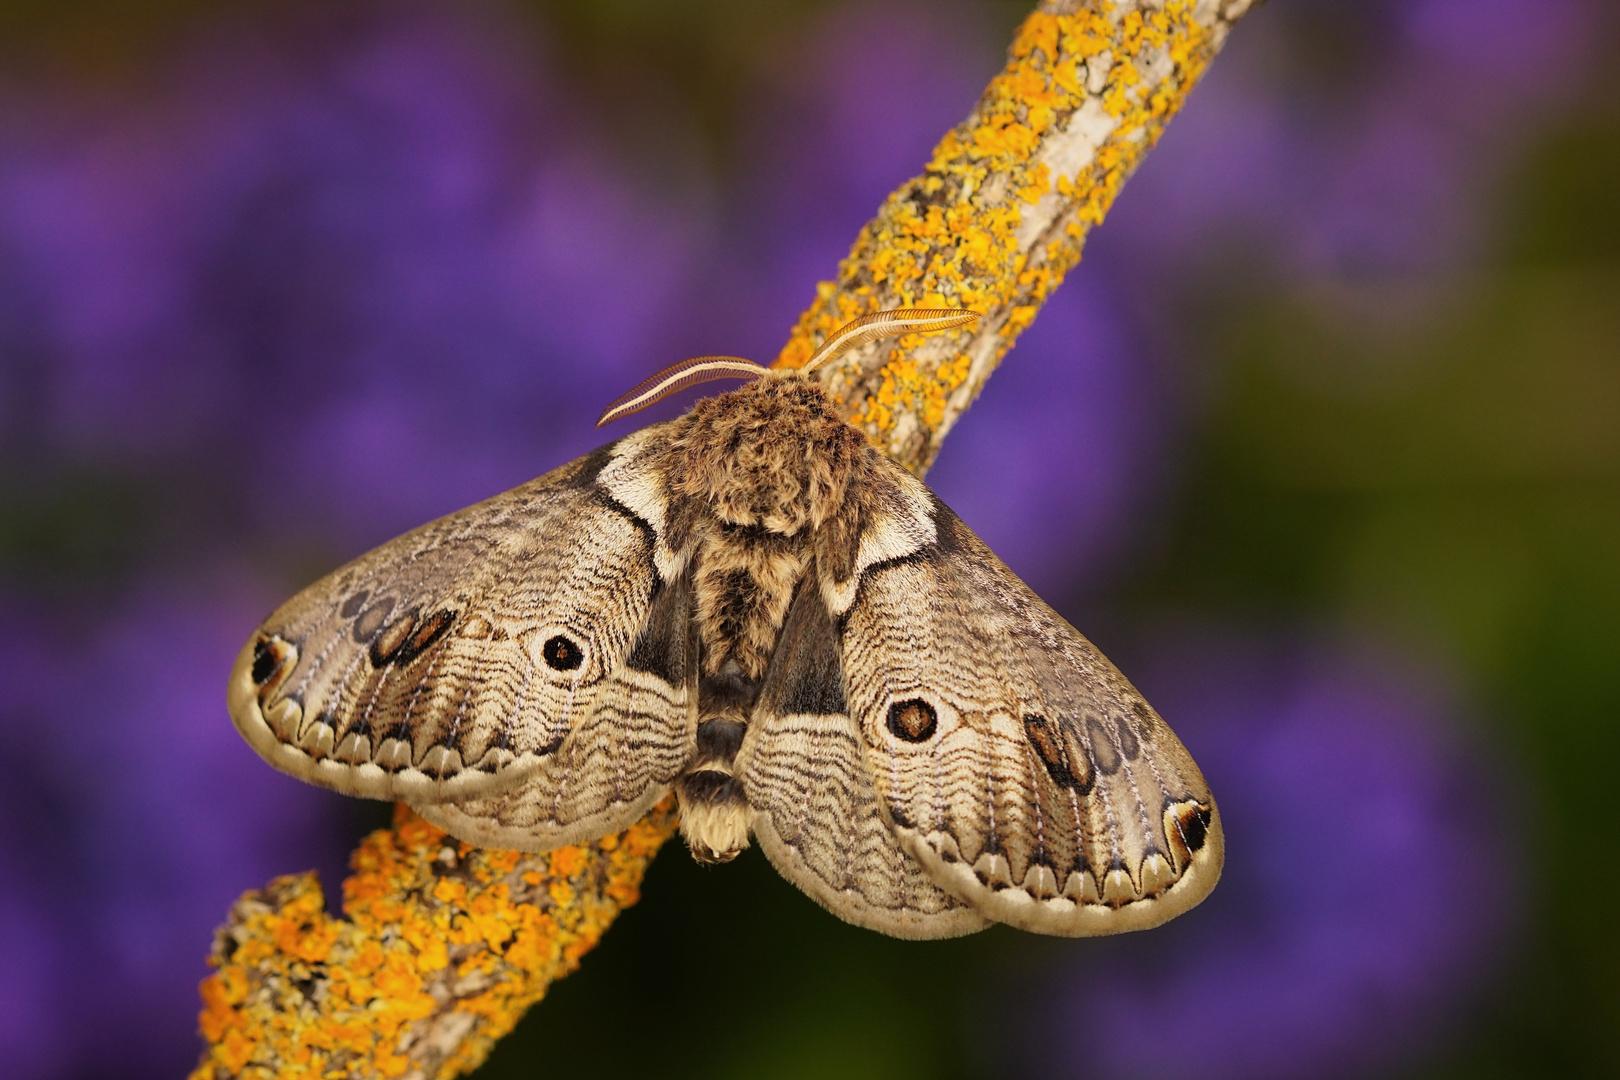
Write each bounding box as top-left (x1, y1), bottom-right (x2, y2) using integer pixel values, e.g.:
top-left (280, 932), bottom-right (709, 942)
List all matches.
top-left (776, 0), bottom-right (1242, 473)
top-left (191, 802), bottom-right (677, 1080)
top-left (194, 2), bottom-right (1250, 1076)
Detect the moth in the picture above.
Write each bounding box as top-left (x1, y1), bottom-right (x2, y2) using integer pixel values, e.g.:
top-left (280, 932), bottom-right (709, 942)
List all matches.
top-left (230, 308), bottom-right (1222, 938)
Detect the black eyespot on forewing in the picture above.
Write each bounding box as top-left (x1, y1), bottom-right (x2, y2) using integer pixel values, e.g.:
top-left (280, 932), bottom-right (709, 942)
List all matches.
top-left (340, 591), bottom-right (369, 619)
top-left (887, 698), bottom-right (937, 742)
top-left (543, 634), bottom-right (584, 671)
top-left (251, 640), bottom-right (280, 685)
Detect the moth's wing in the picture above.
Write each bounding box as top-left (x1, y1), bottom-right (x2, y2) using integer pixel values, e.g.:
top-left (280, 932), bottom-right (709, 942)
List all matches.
top-left (738, 580), bottom-right (989, 939)
top-left (417, 564), bottom-right (697, 850)
top-left (229, 424), bottom-right (699, 849)
top-left (829, 461), bottom-right (1223, 937)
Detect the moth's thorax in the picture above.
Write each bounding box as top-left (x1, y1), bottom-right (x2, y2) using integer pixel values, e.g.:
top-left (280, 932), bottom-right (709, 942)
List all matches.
top-left (691, 528), bottom-right (808, 679)
top-left (669, 375), bottom-right (866, 536)
top-left (666, 375), bottom-right (871, 682)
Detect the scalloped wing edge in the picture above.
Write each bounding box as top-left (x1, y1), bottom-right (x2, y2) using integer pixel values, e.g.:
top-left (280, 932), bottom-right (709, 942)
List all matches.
top-left (890, 803), bottom-right (1224, 937)
top-left (227, 637), bottom-right (547, 805)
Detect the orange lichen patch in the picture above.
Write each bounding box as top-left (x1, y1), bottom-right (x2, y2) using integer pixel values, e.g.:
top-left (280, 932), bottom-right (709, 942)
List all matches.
top-left (775, 0), bottom-right (1237, 472)
top-left (191, 800), bottom-right (678, 1080)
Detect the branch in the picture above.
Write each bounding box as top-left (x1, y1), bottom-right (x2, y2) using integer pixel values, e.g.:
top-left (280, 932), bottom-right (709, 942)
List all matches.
top-left (192, 2), bottom-right (1254, 1077)
top-left (779, 0), bottom-right (1256, 473)
top-left (193, 804), bottom-right (677, 1079)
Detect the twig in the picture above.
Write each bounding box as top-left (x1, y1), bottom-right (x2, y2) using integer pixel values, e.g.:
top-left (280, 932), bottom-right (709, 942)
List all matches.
top-left (192, 2), bottom-right (1253, 1077)
top-left (780, 0), bottom-right (1256, 473)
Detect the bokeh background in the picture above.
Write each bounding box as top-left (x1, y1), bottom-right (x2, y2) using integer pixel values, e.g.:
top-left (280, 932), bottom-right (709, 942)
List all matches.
top-left (1, 0), bottom-right (1615, 1077)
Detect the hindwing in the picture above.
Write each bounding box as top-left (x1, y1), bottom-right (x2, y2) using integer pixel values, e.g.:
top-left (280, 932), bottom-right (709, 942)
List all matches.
top-left (738, 581), bottom-right (988, 939)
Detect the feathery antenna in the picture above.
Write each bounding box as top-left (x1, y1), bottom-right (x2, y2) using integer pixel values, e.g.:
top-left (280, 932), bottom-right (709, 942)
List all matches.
top-left (799, 308), bottom-right (980, 375)
top-left (595, 307), bottom-right (979, 426)
top-left (595, 356), bottom-right (769, 427)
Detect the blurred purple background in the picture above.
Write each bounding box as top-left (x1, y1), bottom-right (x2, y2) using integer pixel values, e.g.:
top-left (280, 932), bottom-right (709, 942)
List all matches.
top-left (998, 631), bottom-right (1514, 1080)
top-left (1, 1), bottom-right (1614, 1077)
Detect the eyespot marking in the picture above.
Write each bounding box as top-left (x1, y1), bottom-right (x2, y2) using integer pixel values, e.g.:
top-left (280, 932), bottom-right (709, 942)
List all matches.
top-left (887, 698), bottom-right (937, 742)
top-left (1165, 799), bottom-right (1213, 866)
top-left (543, 634), bottom-right (584, 671)
top-left (251, 636), bottom-right (297, 692)
top-left (340, 591), bottom-right (369, 619)
top-left (251, 640), bottom-right (279, 685)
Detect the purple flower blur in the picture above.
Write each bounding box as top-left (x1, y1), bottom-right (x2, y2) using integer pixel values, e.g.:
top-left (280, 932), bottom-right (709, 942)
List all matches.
top-left (0, 4), bottom-right (709, 545)
top-left (997, 632), bottom-right (1517, 1080)
top-left (1101, 0), bottom-right (1597, 278)
top-left (0, 582), bottom-right (350, 1075)
top-left (706, 0), bottom-right (997, 357)
top-left (928, 279), bottom-right (1169, 599)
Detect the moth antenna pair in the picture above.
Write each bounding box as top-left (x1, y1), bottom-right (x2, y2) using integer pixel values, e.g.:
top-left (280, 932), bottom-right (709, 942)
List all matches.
top-left (595, 307), bottom-right (980, 427)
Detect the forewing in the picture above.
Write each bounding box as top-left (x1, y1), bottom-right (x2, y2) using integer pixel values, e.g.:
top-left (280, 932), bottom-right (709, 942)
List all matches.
top-left (739, 581), bottom-right (987, 939)
top-left (229, 424), bottom-right (698, 848)
top-left (832, 463), bottom-right (1223, 936)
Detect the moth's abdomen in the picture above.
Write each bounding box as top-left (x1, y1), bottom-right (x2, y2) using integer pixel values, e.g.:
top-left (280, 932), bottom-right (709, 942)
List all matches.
top-left (675, 706), bottom-right (755, 862)
top-left (674, 510), bottom-right (826, 861)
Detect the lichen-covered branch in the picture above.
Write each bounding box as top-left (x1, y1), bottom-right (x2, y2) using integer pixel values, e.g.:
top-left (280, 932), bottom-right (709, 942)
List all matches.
top-left (193, 803), bottom-right (676, 1079)
top-left (192, 2), bottom-right (1251, 1077)
top-left (778, 0), bottom-right (1256, 474)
